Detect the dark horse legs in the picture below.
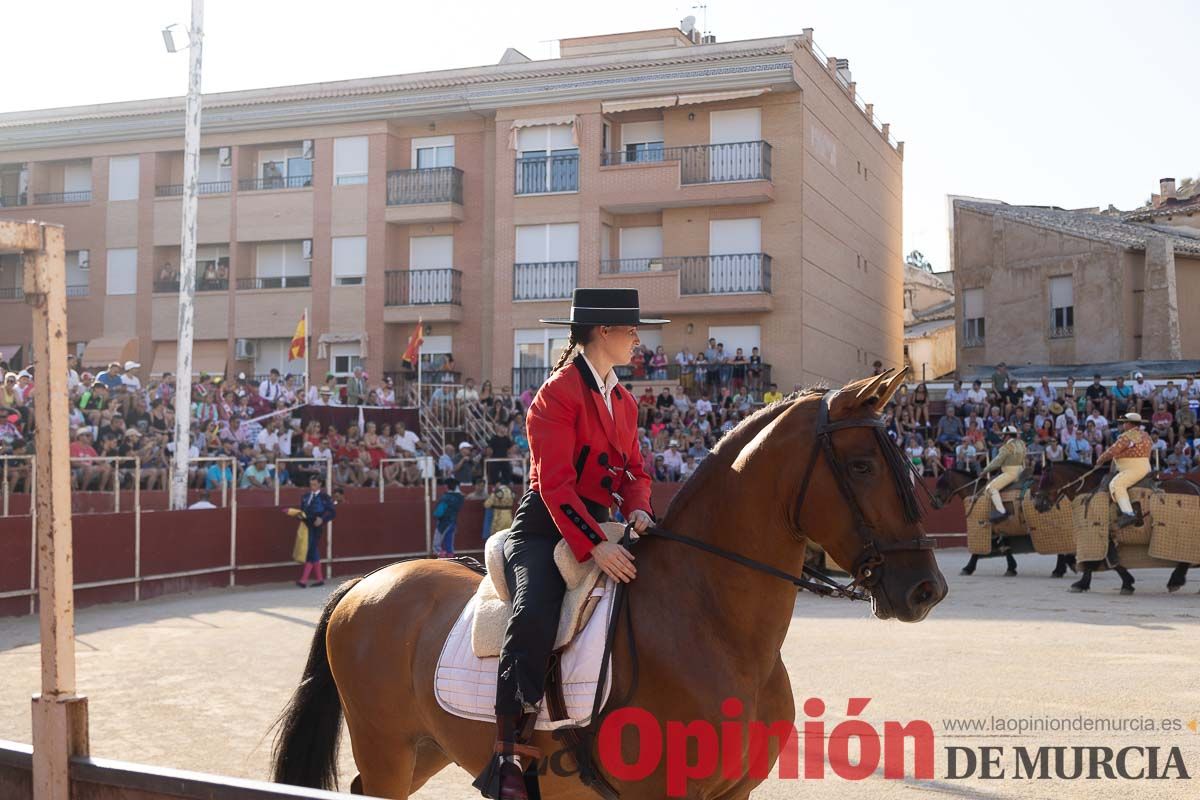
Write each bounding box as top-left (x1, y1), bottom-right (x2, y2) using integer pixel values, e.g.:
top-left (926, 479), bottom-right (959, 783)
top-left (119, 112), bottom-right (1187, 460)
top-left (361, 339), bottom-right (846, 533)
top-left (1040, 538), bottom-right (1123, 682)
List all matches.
top-left (960, 552), bottom-right (1017, 576)
top-left (1167, 563), bottom-right (1189, 593)
top-left (1070, 563), bottom-right (1136, 594)
top-left (1051, 554), bottom-right (1077, 578)
top-left (960, 555), bottom-right (980, 575)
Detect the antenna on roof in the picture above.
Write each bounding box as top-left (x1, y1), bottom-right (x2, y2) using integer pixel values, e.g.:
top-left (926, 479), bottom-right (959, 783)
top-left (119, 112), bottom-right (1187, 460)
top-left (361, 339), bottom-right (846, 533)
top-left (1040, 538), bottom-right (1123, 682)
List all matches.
top-left (692, 3), bottom-right (709, 37)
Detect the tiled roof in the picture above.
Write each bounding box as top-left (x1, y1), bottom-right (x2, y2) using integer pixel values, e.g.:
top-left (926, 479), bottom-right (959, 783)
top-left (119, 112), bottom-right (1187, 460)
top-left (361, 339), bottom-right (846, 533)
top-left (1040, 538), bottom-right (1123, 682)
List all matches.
top-left (955, 200), bottom-right (1200, 256)
top-left (1121, 195), bottom-right (1200, 222)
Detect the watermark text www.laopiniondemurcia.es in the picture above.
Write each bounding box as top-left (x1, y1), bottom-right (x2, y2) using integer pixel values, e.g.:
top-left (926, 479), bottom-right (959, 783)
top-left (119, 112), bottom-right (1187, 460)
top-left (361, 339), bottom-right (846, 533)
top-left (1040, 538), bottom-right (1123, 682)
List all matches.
top-left (527, 698), bottom-right (1193, 796)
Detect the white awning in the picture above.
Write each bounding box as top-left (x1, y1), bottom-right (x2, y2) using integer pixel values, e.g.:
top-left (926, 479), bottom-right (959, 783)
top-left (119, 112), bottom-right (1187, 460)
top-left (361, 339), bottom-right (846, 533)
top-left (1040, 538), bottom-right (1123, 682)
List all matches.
top-left (317, 331), bottom-right (369, 359)
top-left (600, 96), bottom-right (679, 114)
top-left (507, 116), bottom-right (578, 150)
top-left (675, 88), bottom-right (770, 106)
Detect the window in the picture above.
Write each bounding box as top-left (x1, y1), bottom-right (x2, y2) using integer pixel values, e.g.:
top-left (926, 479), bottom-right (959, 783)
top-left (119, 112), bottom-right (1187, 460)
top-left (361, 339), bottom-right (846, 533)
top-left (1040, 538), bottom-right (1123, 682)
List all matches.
top-left (66, 251), bottom-right (89, 288)
top-left (513, 328), bottom-right (569, 386)
top-left (515, 223), bottom-right (578, 263)
top-left (199, 150), bottom-right (232, 184)
top-left (333, 137), bottom-right (369, 185)
top-left (621, 121), bottom-right (665, 163)
top-left (419, 335), bottom-right (454, 371)
top-left (106, 248), bottom-right (138, 295)
top-left (253, 338), bottom-right (305, 377)
top-left (196, 245), bottom-right (230, 288)
top-left (516, 125), bottom-right (578, 194)
top-left (330, 343), bottom-right (362, 377)
top-left (108, 156), bottom-right (140, 201)
top-left (1049, 276), bottom-right (1074, 338)
top-left (258, 147), bottom-right (311, 188)
top-left (707, 325), bottom-right (761, 356)
top-left (332, 236), bottom-right (367, 286)
top-left (618, 226), bottom-right (664, 270)
top-left (255, 242), bottom-right (310, 288)
top-left (962, 288), bottom-right (984, 346)
top-left (412, 136), bottom-right (455, 169)
top-left (64, 161), bottom-right (92, 194)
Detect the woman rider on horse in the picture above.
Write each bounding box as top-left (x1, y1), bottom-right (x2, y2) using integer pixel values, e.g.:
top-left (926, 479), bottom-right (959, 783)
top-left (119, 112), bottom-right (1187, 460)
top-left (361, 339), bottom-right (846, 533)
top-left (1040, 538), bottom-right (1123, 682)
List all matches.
top-left (474, 288), bottom-right (667, 800)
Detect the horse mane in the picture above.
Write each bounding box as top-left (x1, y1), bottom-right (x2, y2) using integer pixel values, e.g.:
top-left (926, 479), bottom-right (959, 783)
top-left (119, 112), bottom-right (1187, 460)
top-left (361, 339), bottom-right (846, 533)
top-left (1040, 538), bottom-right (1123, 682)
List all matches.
top-left (662, 387), bottom-right (826, 526)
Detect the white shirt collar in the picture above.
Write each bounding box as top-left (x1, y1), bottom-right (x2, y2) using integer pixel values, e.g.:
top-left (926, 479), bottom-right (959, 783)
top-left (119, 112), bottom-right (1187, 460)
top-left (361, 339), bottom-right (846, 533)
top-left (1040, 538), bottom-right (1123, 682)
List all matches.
top-left (579, 353), bottom-right (619, 397)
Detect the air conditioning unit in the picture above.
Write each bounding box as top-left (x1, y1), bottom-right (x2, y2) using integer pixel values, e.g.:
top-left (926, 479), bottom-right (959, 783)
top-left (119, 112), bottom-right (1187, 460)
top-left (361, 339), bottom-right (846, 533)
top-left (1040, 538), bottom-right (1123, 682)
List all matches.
top-left (302, 239), bottom-right (313, 260)
top-left (235, 339), bottom-right (257, 359)
top-left (77, 250), bottom-right (90, 270)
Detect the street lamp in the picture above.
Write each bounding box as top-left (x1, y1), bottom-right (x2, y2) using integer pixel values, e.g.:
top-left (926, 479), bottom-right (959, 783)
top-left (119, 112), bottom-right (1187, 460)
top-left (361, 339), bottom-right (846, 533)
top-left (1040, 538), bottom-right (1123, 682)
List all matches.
top-left (164, 1), bottom-right (204, 510)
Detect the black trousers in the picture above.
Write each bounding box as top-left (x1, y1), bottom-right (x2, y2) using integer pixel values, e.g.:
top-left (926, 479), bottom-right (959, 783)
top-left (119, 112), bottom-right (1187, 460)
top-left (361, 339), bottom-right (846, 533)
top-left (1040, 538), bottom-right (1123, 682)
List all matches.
top-left (495, 490), bottom-right (608, 717)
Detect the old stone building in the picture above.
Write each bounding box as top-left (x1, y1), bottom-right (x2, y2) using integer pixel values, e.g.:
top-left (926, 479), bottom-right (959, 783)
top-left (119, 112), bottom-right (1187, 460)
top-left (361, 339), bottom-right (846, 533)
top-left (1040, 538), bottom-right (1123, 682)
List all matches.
top-left (950, 198), bottom-right (1200, 373)
top-left (902, 264), bottom-right (954, 381)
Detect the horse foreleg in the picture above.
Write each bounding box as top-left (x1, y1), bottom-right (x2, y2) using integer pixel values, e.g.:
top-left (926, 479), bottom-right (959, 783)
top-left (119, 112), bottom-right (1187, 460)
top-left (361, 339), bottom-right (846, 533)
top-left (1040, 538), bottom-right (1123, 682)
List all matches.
top-left (1051, 554), bottom-right (1069, 578)
top-left (1069, 567), bottom-right (1093, 593)
top-left (354, 743), bottom-right (416, 800)
top-left (960, 554), bottom-right (980, 576)
top-left (410, 740), bottom-right (453, 794)
top-left (1115, 566), bottom-right (1135, 596)
top-left (1004, 552), bottom-right (1017, 577)
top-left (1167, 563), bottom-right (1189, 593)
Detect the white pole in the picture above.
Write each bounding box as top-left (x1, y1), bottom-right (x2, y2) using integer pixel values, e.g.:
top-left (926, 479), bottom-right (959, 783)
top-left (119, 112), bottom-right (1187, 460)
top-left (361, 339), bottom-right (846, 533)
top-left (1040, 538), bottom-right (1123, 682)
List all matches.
top-left (170, 0), bottom-right (205, 511)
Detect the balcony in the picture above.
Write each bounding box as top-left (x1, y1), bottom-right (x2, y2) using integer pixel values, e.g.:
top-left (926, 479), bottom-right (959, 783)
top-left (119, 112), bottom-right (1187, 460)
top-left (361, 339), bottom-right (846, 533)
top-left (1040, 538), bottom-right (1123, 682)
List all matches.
top-left (0, 287), bottom-right (23, 300)
top-left (153, 277), bottom-right (229, 294)
top-left (0, 195), bottom-right (27, 208)
top-left (514, 155), bottom-right (579, 195)
top-left (513, 261), bottom-right (577, 301)
top-left (67, 285), bottom-right (89, 298)
top-left (385, 167), bottom-right (465, 224)
top-left (155, 181), bottom-right (232, 197)
top-left (238, 175), bottom-right (312, 191)
top-left (384, 268), bottom-right (463, 323)
top-left (33, 190), bottom-right (91, 205)
top-left (237, 276), bottom-right (312, 290)
top-left (597, 141), bottom-right (773, 213)
top-left (679, 253), bottom-right (771, 295)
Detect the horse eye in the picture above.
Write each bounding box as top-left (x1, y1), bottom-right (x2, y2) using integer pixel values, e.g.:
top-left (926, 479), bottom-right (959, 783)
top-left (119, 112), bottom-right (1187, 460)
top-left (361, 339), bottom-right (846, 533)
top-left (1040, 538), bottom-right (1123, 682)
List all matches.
top-left (850, 460), bottom-right (873, 476)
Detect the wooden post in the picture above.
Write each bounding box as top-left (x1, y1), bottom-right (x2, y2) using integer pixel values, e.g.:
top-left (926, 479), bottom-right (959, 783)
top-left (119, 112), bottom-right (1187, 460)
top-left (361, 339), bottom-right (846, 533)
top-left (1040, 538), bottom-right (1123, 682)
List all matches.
top-left (10, 220), bottom-right (90, 800)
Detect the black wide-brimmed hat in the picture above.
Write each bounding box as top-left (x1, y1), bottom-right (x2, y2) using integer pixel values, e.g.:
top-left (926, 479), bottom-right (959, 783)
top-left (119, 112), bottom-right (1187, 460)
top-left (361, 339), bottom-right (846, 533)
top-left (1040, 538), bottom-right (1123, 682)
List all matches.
top-left (539, 288), bottom-right (669, 326)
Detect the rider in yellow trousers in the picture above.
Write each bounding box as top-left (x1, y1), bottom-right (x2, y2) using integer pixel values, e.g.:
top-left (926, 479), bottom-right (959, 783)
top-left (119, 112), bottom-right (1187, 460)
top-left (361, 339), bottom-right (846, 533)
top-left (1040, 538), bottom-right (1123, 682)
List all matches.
top-left (983, 425), bottom-right (1026, 523)
top-left (1096, 412), bottom-right (1153, 528)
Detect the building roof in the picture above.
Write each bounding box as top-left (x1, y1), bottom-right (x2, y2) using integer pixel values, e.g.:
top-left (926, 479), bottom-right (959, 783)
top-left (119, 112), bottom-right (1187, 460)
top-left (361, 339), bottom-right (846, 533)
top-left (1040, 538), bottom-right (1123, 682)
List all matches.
top-left (955, 199), bottom-right (1200, 256)
top-left (0, 35), bottom-right (802, 150)
top-left (912, 299), bottom-right (955, 321)
top-left (1121, 194), bottom-right (1200, 222)
top-left (904, 317), bottom-right (954, 339)
top-left (957, 360), bottom-right (1200, 383)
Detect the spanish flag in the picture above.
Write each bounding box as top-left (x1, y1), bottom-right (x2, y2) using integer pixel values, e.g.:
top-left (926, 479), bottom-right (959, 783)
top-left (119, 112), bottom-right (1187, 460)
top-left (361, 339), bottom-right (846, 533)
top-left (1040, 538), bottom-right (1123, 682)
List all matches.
top-left (289, 313), bottom-right (306, 360)
top-left (401, 319), bottom-right (424, 365)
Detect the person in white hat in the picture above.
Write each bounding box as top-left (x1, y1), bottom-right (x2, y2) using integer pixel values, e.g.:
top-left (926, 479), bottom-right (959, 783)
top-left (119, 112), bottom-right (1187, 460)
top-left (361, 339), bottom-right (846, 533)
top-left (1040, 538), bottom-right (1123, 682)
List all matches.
top-left (121, 360), bottom-right (142, 391)
top-left (1096, 412), bottom-right (1153, 527)
top-left (982, 424), bottom-right (1026, 522)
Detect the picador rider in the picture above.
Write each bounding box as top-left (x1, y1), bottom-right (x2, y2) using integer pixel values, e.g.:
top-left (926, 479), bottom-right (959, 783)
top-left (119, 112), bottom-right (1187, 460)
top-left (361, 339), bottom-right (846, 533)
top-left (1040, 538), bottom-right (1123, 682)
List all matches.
top-left (473, 288), bottom-right (665, 800)
top-left (1096, 412), bottom-right (1153, 528)
top-left (983, 424), bottom-right (1025, 523)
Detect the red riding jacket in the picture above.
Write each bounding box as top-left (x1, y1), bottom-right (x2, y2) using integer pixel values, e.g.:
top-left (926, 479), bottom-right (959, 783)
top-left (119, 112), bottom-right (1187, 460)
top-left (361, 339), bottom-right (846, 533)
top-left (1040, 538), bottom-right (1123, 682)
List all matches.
top-left (527, 354), bottom-right (654, 562)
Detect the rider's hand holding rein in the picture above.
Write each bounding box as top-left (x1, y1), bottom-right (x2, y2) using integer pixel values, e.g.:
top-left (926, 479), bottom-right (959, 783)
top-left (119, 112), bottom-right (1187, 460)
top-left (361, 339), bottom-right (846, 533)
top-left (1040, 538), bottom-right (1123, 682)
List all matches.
top-left (591, 540), bottom-right (637, 583)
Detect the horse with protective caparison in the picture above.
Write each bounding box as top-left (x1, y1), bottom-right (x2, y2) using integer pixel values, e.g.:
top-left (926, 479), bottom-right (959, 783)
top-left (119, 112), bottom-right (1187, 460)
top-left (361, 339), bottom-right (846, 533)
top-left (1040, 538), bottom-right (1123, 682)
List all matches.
top-left (270, 369), bottom-right (947, 799)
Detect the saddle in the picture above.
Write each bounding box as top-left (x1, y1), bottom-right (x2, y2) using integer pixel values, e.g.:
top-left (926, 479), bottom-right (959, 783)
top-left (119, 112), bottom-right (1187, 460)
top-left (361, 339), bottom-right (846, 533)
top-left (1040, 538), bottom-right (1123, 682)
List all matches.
top-left (471, 521), bottom-right (630, 658)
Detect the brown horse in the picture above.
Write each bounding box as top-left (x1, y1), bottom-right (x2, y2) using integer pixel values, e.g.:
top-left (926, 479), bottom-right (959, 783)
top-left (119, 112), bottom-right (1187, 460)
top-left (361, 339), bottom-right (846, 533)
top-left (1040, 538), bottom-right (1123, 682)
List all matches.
top-left (1032, 461), bottom-right (1194, 594)
top-left (271, 372), bottom-right (948, 799)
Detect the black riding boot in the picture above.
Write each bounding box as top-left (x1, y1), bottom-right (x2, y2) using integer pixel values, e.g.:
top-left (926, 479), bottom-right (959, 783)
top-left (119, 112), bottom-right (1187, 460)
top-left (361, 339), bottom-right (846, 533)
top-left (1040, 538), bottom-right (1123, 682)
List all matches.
top-left (473, 712), bottom-right (541, 800)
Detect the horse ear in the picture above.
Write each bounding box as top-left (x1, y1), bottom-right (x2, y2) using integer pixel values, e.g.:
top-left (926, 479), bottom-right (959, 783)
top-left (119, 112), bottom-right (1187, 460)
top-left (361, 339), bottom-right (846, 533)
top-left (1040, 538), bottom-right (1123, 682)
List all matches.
top-left (851, 370), bottom-right (893, 406)
top-left (875, 367), bottom-right (910, 407)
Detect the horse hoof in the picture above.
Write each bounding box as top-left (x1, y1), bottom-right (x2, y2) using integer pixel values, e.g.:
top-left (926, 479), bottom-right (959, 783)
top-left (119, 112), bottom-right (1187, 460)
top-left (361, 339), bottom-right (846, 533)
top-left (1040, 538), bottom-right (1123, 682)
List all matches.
top-left (1004, 569), bottom-right (1017, 577)
top-left (1168, 583), bottom-right (1183, 593)
top-left (1069, 584), bottom-right (1087, 593)
top-left (1051, 572), bottom-right (1065, 578)
top-left (960, 568), bottom-right (974, 576)
top-left (1120, 586), bottom-right (1135, 596)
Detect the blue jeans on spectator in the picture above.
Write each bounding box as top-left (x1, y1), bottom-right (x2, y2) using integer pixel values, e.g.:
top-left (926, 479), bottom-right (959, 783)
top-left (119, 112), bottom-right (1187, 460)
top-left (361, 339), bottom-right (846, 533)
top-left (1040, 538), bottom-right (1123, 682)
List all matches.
top-left (937, 434), bottom-right (961, 451)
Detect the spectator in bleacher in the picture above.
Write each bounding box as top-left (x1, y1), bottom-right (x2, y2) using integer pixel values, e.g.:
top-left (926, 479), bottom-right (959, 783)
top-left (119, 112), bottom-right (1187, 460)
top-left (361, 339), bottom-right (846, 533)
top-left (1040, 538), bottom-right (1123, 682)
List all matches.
top-left (671, 385), bottom-right (691, 415)
top-left (1084, 419), bottom-right (1106, 461)
top-left (1185, 375), bottom-right (1200, 407)
top-left (457, 377), bottom-right (481, 404)
top-left (649, 345), bottom-right (669, 381)
top-left (1151, 402), bottom-right (1175, 446)
top-left (944, 379), bottom-right (968, 415)
top-left (911, 382), bottom-right (931, 431)
top-left (1176, 402), bottom-right (1198, 445)
top-left (1044, 437), bottom-right (1064, 463)
top-left (1084, 375), bottom-right (1109, 418)
top-left (1150, 430), bottom-right (1168, 463)
top-left (763, 383), bottom-right (783, 404)
top-left (96, 362), bottom-right (125, 391)
top-left (675, 347), bottom-right (695, 393)
top-left (965, 380), bottom-right (988, 416)
top-left (1034, 376), bottom-right (1056, 409)
top-left (259, 369), bottom-right (284, 404)
top-left (729, 347), bottom-right (747, 391)
top-left (241, 453), bottom-right (274, 489)
top-left (1066, 427), bottom-right (1092, 464)
top-left (1161, 380), bottom-right (1181, 413)
top-left (453, 441), bottom-right (480, 486)
top-left (1132, 372), bottom-right (1155, 416)
top-left (680, 454), bottom-right (699, 480)
top-left (661, 440), bottom-right (683, 481)
top-left (1110, 376), bottom-right (1133, 416)
top-left (748, 346), bottom-right (763, 395)
top-left (345, 365), bottom-right (368, 406)
top-left (1084, 403), bottom-right (1109, 441)
top-left (923, 441), bottom-right (942, 477)
top-left (655, 386), bottom-right (674, 414)
top-left (990, 362), bottom-right (1010, 394)
top-left (1166, 442), bottom-right (1193, 474)
top-left (999, 379), bottom-right (1022, 418)
top-left (954, 439), bottom-right (979, 474)
top-left (936, 407), bottom-right (964, 451)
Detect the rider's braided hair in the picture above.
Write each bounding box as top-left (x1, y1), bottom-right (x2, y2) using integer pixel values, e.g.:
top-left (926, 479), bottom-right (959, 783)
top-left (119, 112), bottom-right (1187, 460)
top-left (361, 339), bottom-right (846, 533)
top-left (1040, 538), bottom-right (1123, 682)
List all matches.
top-left (552, 324), bottom-right (596, 373)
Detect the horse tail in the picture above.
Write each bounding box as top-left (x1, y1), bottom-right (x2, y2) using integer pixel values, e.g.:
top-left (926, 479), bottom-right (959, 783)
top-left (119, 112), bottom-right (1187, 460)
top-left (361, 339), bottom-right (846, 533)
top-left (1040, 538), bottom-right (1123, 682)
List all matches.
top-left (271, 577), bottom-right (362, 790)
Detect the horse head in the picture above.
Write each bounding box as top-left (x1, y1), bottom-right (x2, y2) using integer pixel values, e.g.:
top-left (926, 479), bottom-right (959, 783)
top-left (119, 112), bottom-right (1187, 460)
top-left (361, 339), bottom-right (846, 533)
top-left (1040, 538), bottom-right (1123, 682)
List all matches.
top-left (740, 369), bottom-right (947, 622)
top-left (1034, 460), bottom-right (1094, 512)
top-left (1033, 461), bottom-right (1058, 512)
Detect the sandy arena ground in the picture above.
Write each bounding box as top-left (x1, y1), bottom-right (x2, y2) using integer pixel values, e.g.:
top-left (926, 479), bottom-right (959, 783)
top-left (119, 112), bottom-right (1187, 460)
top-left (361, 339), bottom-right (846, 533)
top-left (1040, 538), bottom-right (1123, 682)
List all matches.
top-left (2, 551), bottom-right (1199, 799)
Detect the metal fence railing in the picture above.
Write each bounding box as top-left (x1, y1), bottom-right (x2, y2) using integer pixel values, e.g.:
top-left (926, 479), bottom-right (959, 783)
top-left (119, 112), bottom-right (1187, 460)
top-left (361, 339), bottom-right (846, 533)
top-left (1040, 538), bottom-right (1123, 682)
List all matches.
top-left (0, 194), bottom-right (28, 208)
top-left (238, 175), bottom-right (313, 191)
top-left (514, 154), bottom-right (579, 194)
top-left (153, 277), bottom-right (229, 293)
top-left (601, 141), bottom-right (772, 184)
top-left (155, 181), bottom-right (232, 197)
top-left (378, 458), bottom-right (435, 552)
top-left (678, 253), bottom-right (772, 295)
top-left (33, 190), bottom-right (92, 204)
top-left (512, 260), bottom-right (577, 301)
top-left (0, 287), bottom-right (24, 300)
top-left (66, 284), bottom-right (89, 298)
top-left (236, 275), bottom-right (312, 290)
top-left (384, 269), bottom-right (462, 306)
top-left (1, 454), bottom-right (34, 517)
top-left (386, 166), bottom-right (464, 205)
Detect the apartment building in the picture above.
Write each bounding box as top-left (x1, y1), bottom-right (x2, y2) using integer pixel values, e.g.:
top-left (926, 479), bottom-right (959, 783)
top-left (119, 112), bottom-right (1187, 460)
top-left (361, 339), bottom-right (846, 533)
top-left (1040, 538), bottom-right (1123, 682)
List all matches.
top-left (0, 25), bottom-right (904, 391)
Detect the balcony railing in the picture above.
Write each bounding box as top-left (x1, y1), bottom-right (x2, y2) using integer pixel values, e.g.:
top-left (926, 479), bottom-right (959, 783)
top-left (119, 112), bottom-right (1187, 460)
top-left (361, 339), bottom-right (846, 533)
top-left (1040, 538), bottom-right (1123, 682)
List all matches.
top-left (513, 261), bottom-right (577, 301)
top-left (600, 140), bottom-right (772, 184)
top-left (600, 258), bottom-right (669, 274)
top-left (33, 190), bottom-right (91, 204)
top-left (1050, 326), bottom-right (1074, 340)
top-left (237, 175), bottom-right (312, 191)
top-left (67, 285), bottom-right (89, 298)
top-left (236, 276), bottom-right (312, 290)
top-left (0, 287), bottom-right (23, 300)
top-left (155, 181), bottom-right (232, 197)
top-left (384, 269), bottom-right (462, 306)
top-left (153, 278), bottom-right (229, 293)
top-left (386, 167), bottom-right (463, 206)
top-left (678, 253), bottom-right (772, 295)
top-left (515, 362), bottom-right (775, 394)
top-left (514, 154), bottom-right (579, 194)
top-left (0, 195), bottom-right (27, 208)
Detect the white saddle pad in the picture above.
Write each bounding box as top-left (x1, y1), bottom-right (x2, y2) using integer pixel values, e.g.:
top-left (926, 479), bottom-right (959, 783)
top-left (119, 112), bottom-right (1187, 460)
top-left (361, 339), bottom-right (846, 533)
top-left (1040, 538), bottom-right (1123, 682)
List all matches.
top-left (435, 583), bottom-right (615, 731)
